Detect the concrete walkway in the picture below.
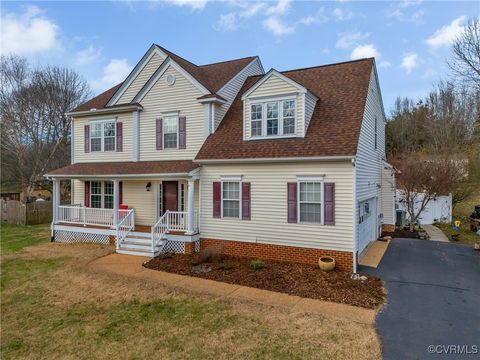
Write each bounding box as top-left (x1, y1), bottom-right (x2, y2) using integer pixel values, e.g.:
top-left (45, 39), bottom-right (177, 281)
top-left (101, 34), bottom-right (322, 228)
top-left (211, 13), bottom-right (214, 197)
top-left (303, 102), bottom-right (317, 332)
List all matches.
top-left (422, 224), bottom-right (449, 242)
top-left (90, 254), bottom-right (376, 325)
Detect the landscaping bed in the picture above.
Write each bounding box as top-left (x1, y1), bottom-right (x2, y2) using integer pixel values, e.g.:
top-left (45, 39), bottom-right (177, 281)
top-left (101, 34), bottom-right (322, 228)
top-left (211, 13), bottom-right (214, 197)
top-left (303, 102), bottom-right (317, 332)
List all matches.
top-left (144, 253), bottom-right (384, 309)
top-left (382, 228), bottom-right (420, 239)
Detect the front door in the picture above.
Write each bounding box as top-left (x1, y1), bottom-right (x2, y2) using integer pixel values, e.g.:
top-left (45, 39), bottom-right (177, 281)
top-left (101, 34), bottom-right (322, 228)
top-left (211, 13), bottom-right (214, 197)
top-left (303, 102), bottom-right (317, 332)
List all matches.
top-left (162, 181), bottom-right (178, 213)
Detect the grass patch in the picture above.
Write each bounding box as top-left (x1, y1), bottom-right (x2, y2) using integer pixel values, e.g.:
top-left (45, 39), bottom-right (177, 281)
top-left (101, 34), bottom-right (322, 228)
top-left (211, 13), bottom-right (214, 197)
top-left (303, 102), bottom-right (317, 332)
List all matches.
top-left (1, 223), bottom-right (51, 255)
top-left (436, 222), bottom-right (479, 245)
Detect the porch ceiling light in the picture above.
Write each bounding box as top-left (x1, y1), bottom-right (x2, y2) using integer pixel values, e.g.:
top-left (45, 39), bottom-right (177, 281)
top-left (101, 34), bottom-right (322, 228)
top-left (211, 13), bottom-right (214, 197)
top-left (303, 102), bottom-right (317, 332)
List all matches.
top-left (146, 182), bottom-right (152, 192)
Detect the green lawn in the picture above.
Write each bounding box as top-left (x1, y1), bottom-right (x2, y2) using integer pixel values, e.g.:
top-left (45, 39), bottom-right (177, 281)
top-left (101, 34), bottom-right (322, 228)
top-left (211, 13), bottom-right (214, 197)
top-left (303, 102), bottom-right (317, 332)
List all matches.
top-left (0, 224), bottom-right (381, 360)
top-left (440, 192), bottom-right (480, 245)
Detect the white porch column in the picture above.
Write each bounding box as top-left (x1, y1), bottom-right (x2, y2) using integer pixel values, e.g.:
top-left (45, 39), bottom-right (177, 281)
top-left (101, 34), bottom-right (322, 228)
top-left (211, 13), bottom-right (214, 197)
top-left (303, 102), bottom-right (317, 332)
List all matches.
top-left (186, 178), bottom-right (195, 235)
top-left (113, 179), bottom-right (120, 228)
top-left (52, 179), bottom-right (60, 224)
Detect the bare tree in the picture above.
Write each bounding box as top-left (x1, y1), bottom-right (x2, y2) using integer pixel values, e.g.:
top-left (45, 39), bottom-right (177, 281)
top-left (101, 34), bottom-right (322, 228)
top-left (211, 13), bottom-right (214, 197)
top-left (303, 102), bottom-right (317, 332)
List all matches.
top-left (448, 18), bottom-right (480, 88)
top-left (393, 154), bottom-right (465, 230)
top-left (1, 55), bottom-right (90, 202)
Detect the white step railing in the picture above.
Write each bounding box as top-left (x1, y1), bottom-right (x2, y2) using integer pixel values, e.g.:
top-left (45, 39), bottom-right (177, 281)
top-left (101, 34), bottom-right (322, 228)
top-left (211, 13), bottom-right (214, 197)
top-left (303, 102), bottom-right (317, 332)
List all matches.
top-left (116, 209), bottom-right (134, 249)
top-left (166, 211), bottom-right (199, 232)
top-left (151, 210), bottom-right (169, 253)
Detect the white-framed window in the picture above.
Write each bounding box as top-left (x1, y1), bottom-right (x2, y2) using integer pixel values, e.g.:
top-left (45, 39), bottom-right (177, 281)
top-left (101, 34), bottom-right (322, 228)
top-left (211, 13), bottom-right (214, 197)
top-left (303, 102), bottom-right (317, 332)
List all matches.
top-left (298, 181), bottom-right (322, 223)
top-left (250, 97), bottom-right (296, 139)
top-left (163, 115), bottom-right (179, 149)
top-left (90, 181), bottom-right (114, 209)
top-left (90, 120), bottom-right (116, 152)
top-left (222, 181), bottom-right (241, 219)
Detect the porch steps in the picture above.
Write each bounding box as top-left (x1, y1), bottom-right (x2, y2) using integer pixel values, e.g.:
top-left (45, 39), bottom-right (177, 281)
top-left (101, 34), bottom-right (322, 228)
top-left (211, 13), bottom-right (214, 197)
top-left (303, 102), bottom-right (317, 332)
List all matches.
top-left (116, 232), bottom-right (164, 257)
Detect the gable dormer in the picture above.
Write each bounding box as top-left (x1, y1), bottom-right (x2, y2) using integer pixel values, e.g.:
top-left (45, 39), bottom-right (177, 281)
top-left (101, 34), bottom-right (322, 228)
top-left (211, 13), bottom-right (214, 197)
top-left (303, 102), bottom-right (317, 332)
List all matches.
top-left (241, 69), bottom-right (318, 140)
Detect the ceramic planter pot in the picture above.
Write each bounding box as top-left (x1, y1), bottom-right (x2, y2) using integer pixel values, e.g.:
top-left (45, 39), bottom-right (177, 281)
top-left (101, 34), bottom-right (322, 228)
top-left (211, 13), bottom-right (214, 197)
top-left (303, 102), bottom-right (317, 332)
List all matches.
top-left (474, 242), bottom-right (480, 251)
top-left (318, 256), bottom-right (335, 271)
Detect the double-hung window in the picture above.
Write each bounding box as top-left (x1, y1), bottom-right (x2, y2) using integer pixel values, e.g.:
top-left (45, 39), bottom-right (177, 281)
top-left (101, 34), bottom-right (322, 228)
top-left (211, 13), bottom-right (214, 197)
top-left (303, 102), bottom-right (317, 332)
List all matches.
top-left (250, 98), bottom-right (295, 138)
top-left (90, 181), bottom-right (114, 209)
top-left (164, 115), bottom-right (178, 149)
top-left (222, 181), bottom-right (240, 218)
top-left (90, 120), bottom-right (116, 152)
top-left (299, 181), bottom-right (322, 223)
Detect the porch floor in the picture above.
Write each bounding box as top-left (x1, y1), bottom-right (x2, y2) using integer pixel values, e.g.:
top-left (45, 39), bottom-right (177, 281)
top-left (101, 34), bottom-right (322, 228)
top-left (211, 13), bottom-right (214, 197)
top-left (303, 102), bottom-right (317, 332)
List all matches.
top-left (56, 222), bottom-right (197, 235)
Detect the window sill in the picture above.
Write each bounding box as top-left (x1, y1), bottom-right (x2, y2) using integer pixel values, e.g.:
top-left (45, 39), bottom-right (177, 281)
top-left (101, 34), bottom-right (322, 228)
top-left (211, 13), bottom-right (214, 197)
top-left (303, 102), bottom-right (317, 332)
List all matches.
top-left (247, 134), bottom-right (298, 141)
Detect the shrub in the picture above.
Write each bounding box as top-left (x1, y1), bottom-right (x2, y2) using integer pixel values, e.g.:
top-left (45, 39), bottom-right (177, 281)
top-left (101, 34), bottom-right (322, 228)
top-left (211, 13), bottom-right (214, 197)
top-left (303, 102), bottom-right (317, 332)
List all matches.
top-left (191, 246), bottom-right (225, 265)
top-left (250, 260), bottom-right (265, 270)
top-left (217, 261), bottom-right (234, 270)
top-left (159, 251), bottom-right (175, 260)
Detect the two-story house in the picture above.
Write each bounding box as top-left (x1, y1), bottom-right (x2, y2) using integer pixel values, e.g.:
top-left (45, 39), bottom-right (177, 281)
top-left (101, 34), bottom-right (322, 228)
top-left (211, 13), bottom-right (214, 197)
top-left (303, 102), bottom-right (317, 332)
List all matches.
top-left (46, 44), bottom-right (395, 272)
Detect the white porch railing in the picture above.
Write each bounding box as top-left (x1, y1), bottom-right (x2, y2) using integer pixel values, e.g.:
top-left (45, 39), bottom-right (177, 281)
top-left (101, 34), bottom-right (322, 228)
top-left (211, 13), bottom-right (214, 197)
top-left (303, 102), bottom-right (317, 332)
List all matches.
top-left (151, 211), bottom-right (169, 253)
top-left (116, 209), bottom-right (135, 249)
top-left (58, 205), bottom-right (117, 227)
top-left (151, 210), bottom-right (199, 253)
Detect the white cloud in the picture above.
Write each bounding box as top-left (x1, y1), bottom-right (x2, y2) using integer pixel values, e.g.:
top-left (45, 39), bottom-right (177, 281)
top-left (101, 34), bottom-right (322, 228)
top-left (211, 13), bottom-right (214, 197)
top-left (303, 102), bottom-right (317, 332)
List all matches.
top-left (336, 31), bottom-right (370, 49)
top-left (215, 12), bottom-right (237, 31)
top-left (298, 8), bottom-right (328, 25)
top-left (425, 15), bottom-right (466, 48)
top-left (386, 1), bottom-right (424, 24)
top-left (379, 60), bottom-right (392, 68)
top-left (266, 0), bottom-right (291, 16)
top-left (399, 0), bottom-right (423, 8)
top-left (74, 46), bottom-right (102, 66)
top-left (163, 0), bottom-right (208, 11)
top-left (91, 59), bottom-right (133, 92)
top-left (0, 5), bottom-right (61, 55)
top-left (401, 53), bottom-right (418, 73)
top-left (239, 2), bottom-right (267, 18)
top-left (350, 44), bottom-right (379, 59)
top-left (263, 16), bottom-right (294, 36)
top-left (332, 7), bottom-right (354, 21)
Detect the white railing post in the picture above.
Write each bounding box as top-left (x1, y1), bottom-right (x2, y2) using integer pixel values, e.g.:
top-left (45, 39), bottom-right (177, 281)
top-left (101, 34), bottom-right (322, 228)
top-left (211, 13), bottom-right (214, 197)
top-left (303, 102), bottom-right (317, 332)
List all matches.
top-left (113, 180), bottom-right (120, 229)
top-left (186, 178), bottom-right (195, 235)
top-left (83, 206), bottom-right (86, 227)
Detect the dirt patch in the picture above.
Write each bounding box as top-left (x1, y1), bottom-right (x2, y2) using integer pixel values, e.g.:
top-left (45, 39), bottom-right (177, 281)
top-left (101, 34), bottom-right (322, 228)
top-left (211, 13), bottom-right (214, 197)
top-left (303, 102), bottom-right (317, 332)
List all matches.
top-left (382, 228), bottom-right (420, 239)
top-left (144, 254), bottom-right (384, 309)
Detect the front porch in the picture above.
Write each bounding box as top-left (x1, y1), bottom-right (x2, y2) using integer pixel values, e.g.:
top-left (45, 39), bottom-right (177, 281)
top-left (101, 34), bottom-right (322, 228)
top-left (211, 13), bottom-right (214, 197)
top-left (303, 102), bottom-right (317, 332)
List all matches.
top-left (48, 162), bottom-right (201, 257)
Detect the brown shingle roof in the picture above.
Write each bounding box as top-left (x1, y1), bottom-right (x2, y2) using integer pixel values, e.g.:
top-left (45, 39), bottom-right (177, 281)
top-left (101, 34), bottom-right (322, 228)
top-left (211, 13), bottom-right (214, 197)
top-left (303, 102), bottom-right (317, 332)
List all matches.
top-left (46, 160), bottom-right (198, 177)
top-left (195, 58), bottom-right (374, 160)
top-left (71, 46), bottom-right (258, 114)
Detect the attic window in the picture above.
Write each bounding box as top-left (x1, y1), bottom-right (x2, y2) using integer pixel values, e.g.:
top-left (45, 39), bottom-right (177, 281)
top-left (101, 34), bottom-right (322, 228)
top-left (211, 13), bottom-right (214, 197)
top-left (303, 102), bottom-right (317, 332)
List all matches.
top-left (249, 98), bottom-right (296, 139)
top-left (166, 74), bottom-right (175, 86)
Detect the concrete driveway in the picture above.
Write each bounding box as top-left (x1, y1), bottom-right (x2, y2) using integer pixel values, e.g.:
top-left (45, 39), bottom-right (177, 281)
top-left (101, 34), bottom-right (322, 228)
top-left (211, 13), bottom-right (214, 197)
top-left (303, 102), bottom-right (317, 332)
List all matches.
top-left (360, 238), bottom-right (480, 360)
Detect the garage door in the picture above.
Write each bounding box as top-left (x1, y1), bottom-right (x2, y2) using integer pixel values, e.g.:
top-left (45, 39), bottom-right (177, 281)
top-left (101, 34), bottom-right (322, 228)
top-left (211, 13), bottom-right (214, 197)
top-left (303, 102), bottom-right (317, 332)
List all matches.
top-left (358, 197), bottom-right (377, 254)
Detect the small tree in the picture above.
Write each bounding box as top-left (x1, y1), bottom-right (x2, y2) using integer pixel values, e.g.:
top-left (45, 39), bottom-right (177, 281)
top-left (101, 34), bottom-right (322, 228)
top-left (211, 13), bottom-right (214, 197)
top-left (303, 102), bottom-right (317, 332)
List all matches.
top-left (394, 153), bottom-right (465, 230)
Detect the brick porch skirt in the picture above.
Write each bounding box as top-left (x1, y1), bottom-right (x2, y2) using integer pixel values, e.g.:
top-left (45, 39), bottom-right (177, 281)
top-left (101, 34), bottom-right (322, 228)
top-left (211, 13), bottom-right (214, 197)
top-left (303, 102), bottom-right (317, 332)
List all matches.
top-left (199, 238), bottom-right (353, 272)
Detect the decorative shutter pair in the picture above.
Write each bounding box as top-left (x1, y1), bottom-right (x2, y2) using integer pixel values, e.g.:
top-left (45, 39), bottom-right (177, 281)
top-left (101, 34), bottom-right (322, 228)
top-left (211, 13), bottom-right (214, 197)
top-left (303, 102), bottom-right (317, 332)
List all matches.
top-left (287, 182), bottom-right (335, 225)
top-left (84, 122), bottom-right (123, 152)
top-left (212, 182), bottom-right (251, 220)
top-left (84, 181), bottom-right (123, 207)
top-left (156, 116), bottom-right (187, 150)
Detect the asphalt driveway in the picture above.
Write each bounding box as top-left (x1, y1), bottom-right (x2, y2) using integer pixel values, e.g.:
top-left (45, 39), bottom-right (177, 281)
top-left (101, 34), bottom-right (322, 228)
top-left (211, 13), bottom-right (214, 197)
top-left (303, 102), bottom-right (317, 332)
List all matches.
top-left (360, 238), bottom-right (480, 360)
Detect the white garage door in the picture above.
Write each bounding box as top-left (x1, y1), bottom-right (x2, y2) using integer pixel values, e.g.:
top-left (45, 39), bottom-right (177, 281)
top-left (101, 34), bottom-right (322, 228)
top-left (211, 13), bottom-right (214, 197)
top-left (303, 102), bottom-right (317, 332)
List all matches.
top-left (358, 197), bottom-right (377, 254)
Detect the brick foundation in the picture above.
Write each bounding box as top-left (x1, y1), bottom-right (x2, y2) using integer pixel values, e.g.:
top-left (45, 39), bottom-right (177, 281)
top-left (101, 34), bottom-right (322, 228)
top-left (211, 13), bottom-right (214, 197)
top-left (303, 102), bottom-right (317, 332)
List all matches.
top-left (382, 224), bottom-right (396, 233)
top-left (200, 238), bottom-right (353, 272)
top-left (185, 242), bottom-right (194, 255)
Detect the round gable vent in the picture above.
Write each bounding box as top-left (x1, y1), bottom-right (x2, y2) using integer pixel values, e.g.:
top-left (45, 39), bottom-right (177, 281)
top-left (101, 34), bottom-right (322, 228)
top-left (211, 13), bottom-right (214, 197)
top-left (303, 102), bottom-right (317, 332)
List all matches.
top-left (166, 74), bottom-right (176, 86)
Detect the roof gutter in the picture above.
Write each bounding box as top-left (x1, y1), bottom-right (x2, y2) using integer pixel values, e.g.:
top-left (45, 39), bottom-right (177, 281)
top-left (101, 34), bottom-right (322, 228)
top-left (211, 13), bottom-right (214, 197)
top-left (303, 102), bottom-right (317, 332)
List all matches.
top-left (194, 155), bottom-right (355, 164)
top-left (66, 105), bottom-right (143, 117)
top-left (44, 172), bottom-right (192, 180)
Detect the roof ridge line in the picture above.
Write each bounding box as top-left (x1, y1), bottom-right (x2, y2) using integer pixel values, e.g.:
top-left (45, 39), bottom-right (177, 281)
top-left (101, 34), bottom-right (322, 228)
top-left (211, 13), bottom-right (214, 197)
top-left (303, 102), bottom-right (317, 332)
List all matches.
top-left (281, 57), bottom-right (374, 74)
top-left (199, 56), bottom-right (257, 67)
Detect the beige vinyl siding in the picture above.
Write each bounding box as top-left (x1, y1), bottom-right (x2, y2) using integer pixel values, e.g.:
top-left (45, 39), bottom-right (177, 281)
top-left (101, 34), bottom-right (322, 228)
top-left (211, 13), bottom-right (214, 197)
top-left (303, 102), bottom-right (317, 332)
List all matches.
top-left (117, 52), bottom-right (165, 104)
top-left (214, 59), bottom-right (263, 130)
top-left (122, 181), bottom-right (156, 225)
top-left (244, 74), bottom-right (304, 139)
top-left (199, 161), bottom-right (355, 252)
top-left (73, 112), bottom-right (133, 163)
top-left (381, 165), bottom-right (396, 225)
top-left (304, 91), bottom-right (318, 134)
top-left (139, 65), bottom-right (205, 161)
top-left (72, 179), bottom-right (84, 205)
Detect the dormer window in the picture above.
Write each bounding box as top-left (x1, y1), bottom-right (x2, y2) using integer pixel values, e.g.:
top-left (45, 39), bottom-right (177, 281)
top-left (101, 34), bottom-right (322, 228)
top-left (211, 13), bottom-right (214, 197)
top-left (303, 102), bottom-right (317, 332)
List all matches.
top-left (250, 98), bottom-right (296, 139)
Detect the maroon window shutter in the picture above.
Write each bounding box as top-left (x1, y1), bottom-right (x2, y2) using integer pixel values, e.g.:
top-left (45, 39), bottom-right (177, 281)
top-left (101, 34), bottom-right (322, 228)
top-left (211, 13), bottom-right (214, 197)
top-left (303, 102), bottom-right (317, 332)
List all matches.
top-left (156, 118), bottom-right (163, 150)
top-left (213, 182), bottom-right (221, 218)
top-left (324, 183), bottom-right (335, 225)
top-left (242, 182), bottom-right (251, 220)
top-left (116, 122), bottom-right (123, 152)
top-left (84, 181), bottom-right (90, 207)
top-left (287, 182), bottom-right (297, 223)
top-left (84, 125), bottom-right (90, 153)
top-left (119, 181), bottom-right (123, 205)
top-left (179, 116), bottom-right (186, 149)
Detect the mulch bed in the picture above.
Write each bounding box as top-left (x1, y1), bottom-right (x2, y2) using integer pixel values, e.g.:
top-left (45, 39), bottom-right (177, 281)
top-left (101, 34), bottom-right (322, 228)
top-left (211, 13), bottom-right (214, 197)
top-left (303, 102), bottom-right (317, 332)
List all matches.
top-left (382, 228), bottom-right (420, 239)
top-left (144, 254), bottom-right (384, 309)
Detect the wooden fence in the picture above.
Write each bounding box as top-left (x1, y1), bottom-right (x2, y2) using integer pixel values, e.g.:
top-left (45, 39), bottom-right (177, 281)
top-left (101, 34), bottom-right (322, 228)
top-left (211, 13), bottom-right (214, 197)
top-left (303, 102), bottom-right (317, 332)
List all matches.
top-left (0, 199), bottom-right (52, 225)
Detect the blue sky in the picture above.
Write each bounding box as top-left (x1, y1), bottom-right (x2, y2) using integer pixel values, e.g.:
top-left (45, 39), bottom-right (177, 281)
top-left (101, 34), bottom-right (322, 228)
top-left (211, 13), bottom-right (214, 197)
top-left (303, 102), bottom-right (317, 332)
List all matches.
top-left (1, 1), bottom-right (478, 113)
